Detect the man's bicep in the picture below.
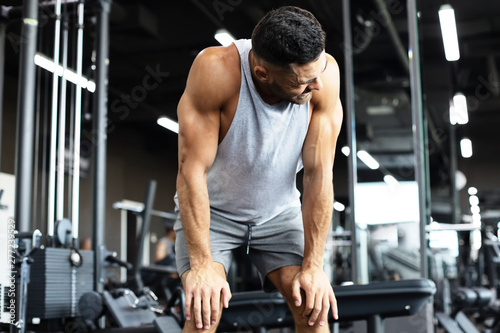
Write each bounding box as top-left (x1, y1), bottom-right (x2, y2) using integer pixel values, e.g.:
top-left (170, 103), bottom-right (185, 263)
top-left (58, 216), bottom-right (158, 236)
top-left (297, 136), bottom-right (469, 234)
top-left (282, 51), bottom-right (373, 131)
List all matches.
top-left (177, 48), bottom-right (230, 174)
top-left (177, 92), bottom-right (220, 175)
top-left (302, 100), bottom-right (342, 173)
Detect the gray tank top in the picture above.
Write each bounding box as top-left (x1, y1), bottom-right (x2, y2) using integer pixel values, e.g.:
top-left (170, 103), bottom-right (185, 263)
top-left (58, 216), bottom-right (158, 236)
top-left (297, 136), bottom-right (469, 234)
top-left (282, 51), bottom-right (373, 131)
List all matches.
top-left (205, 39), bottom-right (310, 225)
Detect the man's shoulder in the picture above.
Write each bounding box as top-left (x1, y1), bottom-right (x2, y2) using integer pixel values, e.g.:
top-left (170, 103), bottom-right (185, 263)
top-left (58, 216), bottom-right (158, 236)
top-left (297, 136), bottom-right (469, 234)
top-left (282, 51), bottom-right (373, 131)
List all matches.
top-left (194, 44), bottom-right (241, 79)
top-left (186, 44), bottom-right (241, 100)
top-left (310, 53), bottom-right (340, 110)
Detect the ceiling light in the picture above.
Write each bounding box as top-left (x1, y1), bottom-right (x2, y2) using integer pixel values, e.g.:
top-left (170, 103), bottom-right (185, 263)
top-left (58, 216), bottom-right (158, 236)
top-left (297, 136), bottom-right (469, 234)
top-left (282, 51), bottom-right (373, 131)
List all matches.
top-left (157, 116), bottom-right (179, 134)
top-left (468, 187), bottom-right (478, 195)
top-left (460, 138), bottom-right (473, 158)
top-left (341, 146), bottom-right (350, 156)
top-left (366, 105), bottom-right (394, 115)
top-left (214, 29), bottom-right (235, 46)
top-left (450, 92), bottom-right (468, 125)
top-left (357, 150), bottom-right (380, 169)
top-left (34, 53), bottom-right (95, 92)
top-left (383, 174), bottom-right (399, 187)
top-left (333, 201), bottom-right (345, 212)
top-left (439, 4), bottom-right (460, 61)
top-left (469, 195), bottom-right (479, 206)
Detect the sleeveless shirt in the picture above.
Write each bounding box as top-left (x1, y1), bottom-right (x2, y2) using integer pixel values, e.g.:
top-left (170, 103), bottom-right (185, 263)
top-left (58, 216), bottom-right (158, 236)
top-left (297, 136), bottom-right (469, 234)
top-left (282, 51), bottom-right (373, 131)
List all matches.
top-left (204, 39), bottom-right (310, 225)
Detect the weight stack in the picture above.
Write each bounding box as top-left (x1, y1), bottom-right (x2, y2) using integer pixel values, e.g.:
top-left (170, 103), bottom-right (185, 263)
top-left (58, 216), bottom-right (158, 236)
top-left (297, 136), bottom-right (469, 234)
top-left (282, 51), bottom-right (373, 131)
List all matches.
top-left (27, 248), bottom-right (94, 320)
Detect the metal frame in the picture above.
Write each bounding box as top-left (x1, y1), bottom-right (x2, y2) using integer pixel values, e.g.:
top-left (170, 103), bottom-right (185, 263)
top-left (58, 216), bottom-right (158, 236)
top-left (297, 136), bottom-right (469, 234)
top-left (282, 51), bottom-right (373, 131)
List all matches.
top-left (407, 0), bottom-right (430, 278)
top-left (14, 0), bottom-right (39, 234)
top-left (12, 4), bottom-right (39, 333)
top-left (47, 0), bottom-right (62, 241)
top-left (92, 0), bottom-right (112, 295)
top-left (342, 0), bottom-right (359, 284)
top-left (72, 0), bottom-right (85, 243)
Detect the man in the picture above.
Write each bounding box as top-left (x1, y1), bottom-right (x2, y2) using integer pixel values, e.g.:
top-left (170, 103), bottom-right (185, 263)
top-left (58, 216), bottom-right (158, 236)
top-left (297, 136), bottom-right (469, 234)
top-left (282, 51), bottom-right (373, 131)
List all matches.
top-left (155, 219), bottom-right (177, 266)
top-left (174, 6), bottom-right (343, 332)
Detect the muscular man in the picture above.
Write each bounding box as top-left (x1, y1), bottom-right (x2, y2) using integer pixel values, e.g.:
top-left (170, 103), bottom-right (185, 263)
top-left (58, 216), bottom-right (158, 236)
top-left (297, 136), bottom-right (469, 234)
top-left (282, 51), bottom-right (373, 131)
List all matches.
top-left (174, 6), bottom-right (343, 332)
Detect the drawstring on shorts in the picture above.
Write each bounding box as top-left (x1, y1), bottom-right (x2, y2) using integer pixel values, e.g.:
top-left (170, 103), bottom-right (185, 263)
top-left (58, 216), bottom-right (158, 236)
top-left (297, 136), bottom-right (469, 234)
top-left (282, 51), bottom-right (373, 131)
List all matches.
top-left (246, 225), bottom-right (253, 254)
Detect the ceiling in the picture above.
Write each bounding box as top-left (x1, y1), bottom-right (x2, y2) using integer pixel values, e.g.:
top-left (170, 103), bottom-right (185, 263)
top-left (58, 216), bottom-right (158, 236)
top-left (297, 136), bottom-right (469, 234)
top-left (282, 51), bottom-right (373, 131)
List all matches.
top-left (2, 0), bottom-right (500, 223)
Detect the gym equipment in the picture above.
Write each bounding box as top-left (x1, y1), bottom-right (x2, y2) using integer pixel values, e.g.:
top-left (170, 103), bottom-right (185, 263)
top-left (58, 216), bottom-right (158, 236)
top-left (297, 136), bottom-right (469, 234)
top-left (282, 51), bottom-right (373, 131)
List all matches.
top-left (435, 311), bottom-right (480, 333)
top-left (77, 180), bottom-right (183, 332)
top-left (112, 195), bottom-right (180, 301)
top-left (216, 278), bottom-right (436, 333)
top-left (483, 235), bottom-right (500, 291)
top-left (5, 230), bottom-right (42, 333)
top-left (26, 248), bottom-right (94, 322)
top-left (78, 287), bottom-right (184, 333)
top-left (435, 284), bottom-right (494, 333)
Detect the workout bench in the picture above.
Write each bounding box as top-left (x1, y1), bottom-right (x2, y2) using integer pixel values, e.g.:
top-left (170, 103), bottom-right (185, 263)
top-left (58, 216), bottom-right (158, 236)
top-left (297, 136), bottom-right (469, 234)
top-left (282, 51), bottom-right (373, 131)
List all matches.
top-left (217, 278), bottom-right (436, 333)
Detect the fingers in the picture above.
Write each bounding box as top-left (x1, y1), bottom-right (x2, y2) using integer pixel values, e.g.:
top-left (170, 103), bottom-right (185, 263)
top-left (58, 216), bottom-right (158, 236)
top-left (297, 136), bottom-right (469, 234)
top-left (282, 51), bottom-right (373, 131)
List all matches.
top-left (184, 280), bottom-right (231, 330)
top-left (296, 281), bottom-right (337, 327)
top-left (302, 292), bottom-right (330, 327)
top-left (292, 280), bottom-right (302, 307)
top-left (302, 291), bottom-right (320, 325)
top-left (184, 290), bottom-right (193, 322)
top-left (186, 288), bottom-right (216, 330)
top-left (192, 290), bottom-right (204, 329)
top-left (210, 289), bottom-right (220, 326)
top-left (330, 290), bottom-right (338, 320)
top-left (318, 294), bottom-right (331, 326)
top-left (221, 282), bottom-right (232, 308)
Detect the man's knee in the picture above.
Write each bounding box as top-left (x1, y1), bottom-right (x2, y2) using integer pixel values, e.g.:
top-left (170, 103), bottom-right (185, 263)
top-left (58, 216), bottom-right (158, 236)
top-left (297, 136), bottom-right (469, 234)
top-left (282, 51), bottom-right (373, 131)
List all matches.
top-left (182, 316), bottom-right (221, 333)
top-left (267, 265), bottom-right (300, 298)
top-left (181, 298), bottom-right (225, 333)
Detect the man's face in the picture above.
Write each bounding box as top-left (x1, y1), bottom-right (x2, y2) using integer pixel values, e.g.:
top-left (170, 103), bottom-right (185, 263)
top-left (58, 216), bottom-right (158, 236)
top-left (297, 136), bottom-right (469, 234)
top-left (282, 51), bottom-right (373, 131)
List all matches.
top-left (266, 51), bottom-right (327, 105)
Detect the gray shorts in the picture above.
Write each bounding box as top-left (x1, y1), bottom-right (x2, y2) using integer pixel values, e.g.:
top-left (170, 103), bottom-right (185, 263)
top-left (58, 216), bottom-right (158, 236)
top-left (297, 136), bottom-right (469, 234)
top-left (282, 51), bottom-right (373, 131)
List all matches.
top-left (174, 206), bottom-right (304, 291)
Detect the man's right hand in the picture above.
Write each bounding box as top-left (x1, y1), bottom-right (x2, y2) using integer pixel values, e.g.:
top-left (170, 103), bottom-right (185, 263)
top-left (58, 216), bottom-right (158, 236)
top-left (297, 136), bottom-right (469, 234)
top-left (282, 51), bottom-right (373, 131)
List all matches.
top-left (183, 263), bottom-right (232, 330)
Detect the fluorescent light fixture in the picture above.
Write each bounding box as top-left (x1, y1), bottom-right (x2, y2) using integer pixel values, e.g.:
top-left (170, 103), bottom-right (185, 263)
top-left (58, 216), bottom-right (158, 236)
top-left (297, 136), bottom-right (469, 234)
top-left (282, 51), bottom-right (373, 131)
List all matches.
top-left (460, 138), bottom-right (473, 158)
top-left (366, 105), bottom-right (394, 115)
top-left (214, 29), bottom-right (235, 46)
top-left (357, 150), bottom-right (380, 169)
top-left (157, 116), bottom-right (179, 134)
top-left (450, 92), bottom-right (468, 125)
top-left (34, 53), bottom-right (95, 92)
top-left (472, 212), bottom-right (481, 221)
top-left (439, 4), bottom-right (460, 61)
top-left (341, 146), bottom-right (350, 156)
top-left (383, 174), bottom-right (399, 187)
top-left (468, 187), bottom-right (478, 195)
top-left (469, 195), bottom-right (479, 206)
top-left (333, 201), bottom-right (345, 212)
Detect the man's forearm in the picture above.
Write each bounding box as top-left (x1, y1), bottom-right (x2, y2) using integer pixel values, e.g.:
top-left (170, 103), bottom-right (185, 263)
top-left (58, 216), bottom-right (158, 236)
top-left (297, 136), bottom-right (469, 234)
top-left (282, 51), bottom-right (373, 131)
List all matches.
top-left (177, 173), bottom-right (213, 269)
top-left (301, 171), bottom-right (334, 269)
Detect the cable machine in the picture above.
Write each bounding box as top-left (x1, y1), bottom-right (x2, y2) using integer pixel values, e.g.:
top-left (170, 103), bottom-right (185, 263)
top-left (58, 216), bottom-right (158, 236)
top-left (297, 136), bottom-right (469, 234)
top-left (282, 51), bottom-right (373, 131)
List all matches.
top-left (0, 1), bottom-right (112, 332)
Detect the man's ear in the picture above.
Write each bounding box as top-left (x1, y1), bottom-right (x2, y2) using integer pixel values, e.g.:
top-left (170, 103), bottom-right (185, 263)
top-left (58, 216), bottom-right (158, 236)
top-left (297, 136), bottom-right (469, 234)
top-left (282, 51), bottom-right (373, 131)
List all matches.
top-left (254, 65), bottom-right (269, 82)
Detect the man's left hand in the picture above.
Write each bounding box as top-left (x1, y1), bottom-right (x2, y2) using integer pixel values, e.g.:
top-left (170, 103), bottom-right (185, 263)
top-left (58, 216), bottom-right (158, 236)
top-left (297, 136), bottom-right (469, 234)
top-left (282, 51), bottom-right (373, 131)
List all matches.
top-left (291, 267), bottom-right (338, 327)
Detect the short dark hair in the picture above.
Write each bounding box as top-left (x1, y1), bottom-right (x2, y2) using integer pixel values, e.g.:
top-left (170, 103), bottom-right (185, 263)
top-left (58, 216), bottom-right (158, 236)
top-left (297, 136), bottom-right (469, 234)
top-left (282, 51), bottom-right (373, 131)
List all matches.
top-left (251, 6), bottom-right (326, 68)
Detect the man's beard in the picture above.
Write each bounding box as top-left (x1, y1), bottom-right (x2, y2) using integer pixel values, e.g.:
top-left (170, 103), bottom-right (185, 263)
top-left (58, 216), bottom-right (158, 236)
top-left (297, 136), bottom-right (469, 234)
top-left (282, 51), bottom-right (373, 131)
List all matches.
top-left (267, 81), bottom-right (312, 105)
